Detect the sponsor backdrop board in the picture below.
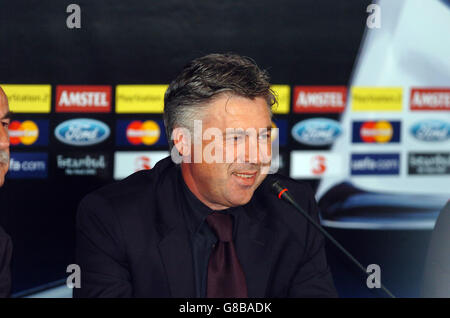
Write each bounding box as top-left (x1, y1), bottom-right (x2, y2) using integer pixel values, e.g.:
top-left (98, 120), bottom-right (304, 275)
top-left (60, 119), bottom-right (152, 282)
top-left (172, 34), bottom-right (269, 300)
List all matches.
top-left (0, 0), bottom-right (448, 298)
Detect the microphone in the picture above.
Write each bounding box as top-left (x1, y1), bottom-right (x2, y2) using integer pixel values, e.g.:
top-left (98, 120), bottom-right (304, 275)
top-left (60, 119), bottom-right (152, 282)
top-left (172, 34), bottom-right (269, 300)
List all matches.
top-left (270, 179), bottom-right (396, 298)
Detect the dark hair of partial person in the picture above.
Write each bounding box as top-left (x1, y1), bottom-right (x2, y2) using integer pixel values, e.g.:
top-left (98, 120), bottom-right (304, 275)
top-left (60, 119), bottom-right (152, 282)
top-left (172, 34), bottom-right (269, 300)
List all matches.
top-left (163, 53), bottom-right (277, 149)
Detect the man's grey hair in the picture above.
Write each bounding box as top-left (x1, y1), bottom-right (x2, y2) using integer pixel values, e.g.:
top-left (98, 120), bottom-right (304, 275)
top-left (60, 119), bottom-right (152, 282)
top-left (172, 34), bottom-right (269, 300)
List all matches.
top-left (163, 53), bottom-right (277, 150)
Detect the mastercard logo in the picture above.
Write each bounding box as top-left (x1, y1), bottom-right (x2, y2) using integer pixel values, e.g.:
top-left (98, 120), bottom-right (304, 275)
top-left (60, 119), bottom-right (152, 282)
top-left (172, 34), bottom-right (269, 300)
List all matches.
top-left (9, 120), bottom-right (39, 145)
top-left (360, 121), bottom-right (393, 143)
top-left (126, 120), bottom-right (161, 145)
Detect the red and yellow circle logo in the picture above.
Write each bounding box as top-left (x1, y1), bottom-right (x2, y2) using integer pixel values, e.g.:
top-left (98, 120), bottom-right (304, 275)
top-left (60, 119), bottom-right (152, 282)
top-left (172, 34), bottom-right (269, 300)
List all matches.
top-left (126, 120), bottom-right (161, 145)
top-left (9, 120), bottom-right (39, 145)
top-left (360, 121), bottom-right (393, 143)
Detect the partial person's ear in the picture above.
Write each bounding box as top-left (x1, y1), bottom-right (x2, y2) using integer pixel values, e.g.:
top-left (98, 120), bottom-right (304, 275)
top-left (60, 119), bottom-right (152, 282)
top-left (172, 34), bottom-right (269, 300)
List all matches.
top-left (172, 127), bottom-right (192, 157)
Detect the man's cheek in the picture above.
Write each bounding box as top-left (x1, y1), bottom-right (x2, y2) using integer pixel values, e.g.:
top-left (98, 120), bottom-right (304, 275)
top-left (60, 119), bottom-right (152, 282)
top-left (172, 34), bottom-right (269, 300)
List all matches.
top-left (0, 165), bottom-right (7, 179)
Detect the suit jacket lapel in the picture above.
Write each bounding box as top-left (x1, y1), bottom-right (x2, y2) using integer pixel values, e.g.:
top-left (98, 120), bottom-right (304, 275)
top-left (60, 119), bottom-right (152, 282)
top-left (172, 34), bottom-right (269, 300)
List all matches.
top-left (236, 201), bottom-right (276, 298)
top-left (155, 162), bottom-right (196, 297)
top-left (158, 226), bottom-right (195, 297)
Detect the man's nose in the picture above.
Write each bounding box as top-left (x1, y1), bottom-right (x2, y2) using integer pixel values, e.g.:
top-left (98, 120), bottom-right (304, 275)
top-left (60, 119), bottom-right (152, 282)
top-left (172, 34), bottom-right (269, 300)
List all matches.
top-left (244, 135), bottom-right (260, 164)
top-left (0, 125), bottom-right (10, 149)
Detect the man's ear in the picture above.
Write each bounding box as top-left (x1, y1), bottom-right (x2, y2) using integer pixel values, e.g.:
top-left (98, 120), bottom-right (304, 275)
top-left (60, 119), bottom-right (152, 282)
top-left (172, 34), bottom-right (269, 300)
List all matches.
top-left (172, 127), bottom-right (192, 157)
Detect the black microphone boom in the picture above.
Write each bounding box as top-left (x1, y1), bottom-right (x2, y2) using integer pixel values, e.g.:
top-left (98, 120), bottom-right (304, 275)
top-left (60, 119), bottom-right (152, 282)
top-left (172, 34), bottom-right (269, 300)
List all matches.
top-left (271, 180), bottom-right (396, 298)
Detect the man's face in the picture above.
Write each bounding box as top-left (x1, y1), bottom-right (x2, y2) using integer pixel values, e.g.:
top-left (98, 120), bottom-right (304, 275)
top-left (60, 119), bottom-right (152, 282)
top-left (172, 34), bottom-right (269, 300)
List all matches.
top-left (0, 87), bottom-right (11, 187)
top-left (180, 94), bottom-right (272, 210)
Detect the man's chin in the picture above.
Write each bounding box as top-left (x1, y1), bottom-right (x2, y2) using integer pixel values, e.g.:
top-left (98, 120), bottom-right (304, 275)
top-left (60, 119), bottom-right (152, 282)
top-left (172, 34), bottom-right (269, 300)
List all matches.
top-left (227, 190), bottom-right (255, 207)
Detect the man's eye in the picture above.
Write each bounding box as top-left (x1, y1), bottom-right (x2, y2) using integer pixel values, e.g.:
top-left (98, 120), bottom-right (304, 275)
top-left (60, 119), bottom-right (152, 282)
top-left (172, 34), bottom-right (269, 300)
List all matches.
top-left (1, 121), bottom-right (9, 129)
top-left (228, 135), bottom-right (243, 142)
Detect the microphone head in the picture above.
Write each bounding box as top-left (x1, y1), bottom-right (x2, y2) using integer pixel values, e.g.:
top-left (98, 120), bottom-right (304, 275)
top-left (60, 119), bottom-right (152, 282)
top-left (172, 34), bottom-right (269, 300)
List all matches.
top-left (259, 175), bottom-right (287, 197)
top-left (271, 180), bottom-right (285, 194)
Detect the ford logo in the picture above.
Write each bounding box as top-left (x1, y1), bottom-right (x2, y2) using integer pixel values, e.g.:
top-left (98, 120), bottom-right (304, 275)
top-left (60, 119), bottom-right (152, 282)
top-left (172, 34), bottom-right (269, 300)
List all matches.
top-left (55, 118), bottom-right (110, 146)
top-left (410, 120), bottom-right (449, 142)
top-left (292, 118), bottom-right (342, 146)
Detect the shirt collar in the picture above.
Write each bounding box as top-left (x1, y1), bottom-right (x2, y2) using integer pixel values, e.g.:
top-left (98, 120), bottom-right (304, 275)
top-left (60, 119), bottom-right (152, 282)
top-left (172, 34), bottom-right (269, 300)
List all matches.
top-left (179, 168), bottom-right (241, 235)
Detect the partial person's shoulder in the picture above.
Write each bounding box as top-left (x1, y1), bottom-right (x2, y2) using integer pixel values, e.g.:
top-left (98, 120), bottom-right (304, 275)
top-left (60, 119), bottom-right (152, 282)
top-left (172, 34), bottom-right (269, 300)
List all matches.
top-left (79, 169), bottom-right (151, 209)
top-left (85, 169), bottom-right (154, 203)
top-left (0, 225), bottom-right (12, 250)
top-left (0, 224), bottom-right (11, 238)
top-left (252, 173), bottom-right (319, 240)
top-left (0, 225), bottom-right (9, 239)
top-left (78, 156), bottom-right (175, 213)
top-left (272, 173), bottom-right (315, 199)
top-left (258, 173), bottom-right (316, 205)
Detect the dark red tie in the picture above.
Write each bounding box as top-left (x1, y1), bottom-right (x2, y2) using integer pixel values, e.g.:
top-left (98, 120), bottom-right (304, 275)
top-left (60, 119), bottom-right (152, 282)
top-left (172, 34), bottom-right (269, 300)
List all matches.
top-left (206, 212), bottom-right (248, 298)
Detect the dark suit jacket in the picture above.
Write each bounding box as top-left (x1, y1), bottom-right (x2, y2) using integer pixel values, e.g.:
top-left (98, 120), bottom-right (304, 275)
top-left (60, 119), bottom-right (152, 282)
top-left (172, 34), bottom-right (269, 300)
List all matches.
top-left (0, 225), bottom-right (12, 298)
top-left (74, 157), bottom-right (337, 298)
top-left (422, 201), bottom-right (450, 297)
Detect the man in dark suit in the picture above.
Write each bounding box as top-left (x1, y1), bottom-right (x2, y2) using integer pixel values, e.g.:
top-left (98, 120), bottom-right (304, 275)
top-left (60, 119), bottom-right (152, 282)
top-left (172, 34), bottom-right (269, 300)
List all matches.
top-left (74, 53), bottom-right (337, 298)
top-left (0, 86), bottom-right (13, 298)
